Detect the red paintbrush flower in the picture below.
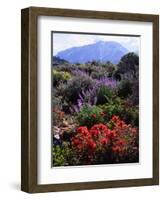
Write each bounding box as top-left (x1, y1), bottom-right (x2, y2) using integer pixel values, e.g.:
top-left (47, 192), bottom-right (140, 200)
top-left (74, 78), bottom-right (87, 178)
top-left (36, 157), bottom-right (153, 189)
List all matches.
top-left (91, 114), bottom-right (96, 118)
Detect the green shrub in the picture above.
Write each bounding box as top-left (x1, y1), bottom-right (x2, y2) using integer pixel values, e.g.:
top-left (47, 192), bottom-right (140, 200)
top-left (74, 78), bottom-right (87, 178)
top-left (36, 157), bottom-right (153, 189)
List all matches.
top-left (117, 52), bottom-right (139, 79)
top-left (78, 105), bottom-right (104, 127)
top-left (118, 79), bottom-right (133, 98)
top-left (53, 142), bottom-right (74, 166)
top-left (54, 64), bottom-right (74, 72)
top-left (113, 70), bottom-right (122, 81)
top-left (96, 85), bottom-right (114, 105)
top-left (99, 99), bottom-right (123, 121)
top-left (102, 63), bottom-right (116, 76)
top-left (64, 76), bottom-right (95, 104)
top-left (120, 106), bottom-right (139, 127)
top-left (53, 70), bottom-right (71, 86)
top-left (91, 71), bottom-right (109, 79)
top-left (99, 98), bottom-right (139, 127)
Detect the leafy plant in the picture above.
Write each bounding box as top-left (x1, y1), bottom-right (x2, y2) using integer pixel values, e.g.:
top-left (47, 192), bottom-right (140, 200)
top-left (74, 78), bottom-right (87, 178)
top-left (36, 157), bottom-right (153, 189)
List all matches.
top-left (53, 70), bottom-right (71, 86)
top-left (71, 77), bottom-right (117, 111)
top-left (96, 85), bottom-right (113, 105)
top-left (99, 98), bottom-right (139, 127)
top-left (120, 106), bottom-right (139, 127)
top-left (53, 142), bottom-right (74, 166)
top-left (64, 76), bottom-right (95, 104)
top-left (99, 101), bottom-right (123, 121)
top-left (118, 79), bottom-right (133, 98)
top-left (91, 71), bottom-right (108, 79)
top-left (117, 52), bottom-right (139, 79)
top-left (77, 105), bottom-right (105, 127)
top-left (53, 64), bottom-right (75, 72)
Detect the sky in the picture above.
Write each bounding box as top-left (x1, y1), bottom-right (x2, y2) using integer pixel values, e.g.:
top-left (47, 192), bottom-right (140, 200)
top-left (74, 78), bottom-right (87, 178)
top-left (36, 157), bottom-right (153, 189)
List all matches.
top-left (52, 32), bottom-right (140, 56)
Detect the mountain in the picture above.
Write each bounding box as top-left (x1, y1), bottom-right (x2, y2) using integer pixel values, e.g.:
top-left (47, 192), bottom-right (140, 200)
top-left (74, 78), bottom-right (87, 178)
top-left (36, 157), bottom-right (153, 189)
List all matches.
top-left (52, 56), bottom-right (69, 65)
top-left (55, 41), bottom-right (129, 64)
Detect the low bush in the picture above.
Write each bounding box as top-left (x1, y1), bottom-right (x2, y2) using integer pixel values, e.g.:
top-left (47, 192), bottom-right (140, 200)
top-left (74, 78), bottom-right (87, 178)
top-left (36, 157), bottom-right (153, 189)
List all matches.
top-left (77, 105), bottom-right (105, 127)
top-left (120, 106), bottom-right (139, 127)
top-left (64, 76), bottom-right (95, 104)
top-left (91, 71), bottom-right (108, 79)
top-left (117, 79), bottom-right (133, 98)
top-left (99, 101), bottom-right (123, 121)
top-left (53, 142), bottom-right (73, 166)
top-left (71, 116), bottom-right (139, 165)
top-left (96, 85), bottom-right (114, 105)
top-left (99, 98), bottom-right (139, 127)
top-left (53, 70), bottom-right (71, 86)
top-left (74, 78), bottom-right (117, 108)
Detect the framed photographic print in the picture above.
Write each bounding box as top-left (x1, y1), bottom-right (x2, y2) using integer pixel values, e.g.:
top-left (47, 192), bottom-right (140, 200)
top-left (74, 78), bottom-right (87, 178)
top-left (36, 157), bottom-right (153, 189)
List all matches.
top-left (21, 7), bottom-right (159, 193)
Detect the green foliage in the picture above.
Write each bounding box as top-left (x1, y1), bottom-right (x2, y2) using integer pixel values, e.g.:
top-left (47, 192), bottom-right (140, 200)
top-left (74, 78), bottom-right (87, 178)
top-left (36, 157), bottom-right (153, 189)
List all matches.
top-left (120, 106), bottom-right (139, 127)
top-left (96, 85), bottom-right (114, 105)
top-left (78, 105), bottom-right (104, 127)
top-left (99, 99), bottom-right (123, 121)
top-left (102, 63), bottom-right (116, 76)
top-left (91, 70), bottom-right (109, 79)
top-left (113, 70), bottom-right (122, 81)
top-left (117, 52), bottom-right (139, 79)
top-left (64, 76), bottom-right (95, 104)
top-left (53, 142), bottom-right (74, 166)
top-left (129, 79), bottom-right (139, 105)
top-left (54, 64), bottom-right (74, 72)
top-left (78, 64), bottom-right (99, 75)
top-left (99, 98), bottom-right (139, 127)
top-left (118, 79), bottom-right (133, 98)
top-left (53, 70), bottom-right (71, 86)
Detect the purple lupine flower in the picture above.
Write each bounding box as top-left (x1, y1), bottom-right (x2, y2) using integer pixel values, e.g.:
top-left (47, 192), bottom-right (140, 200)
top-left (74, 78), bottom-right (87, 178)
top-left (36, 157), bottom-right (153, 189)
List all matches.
top-left (77, 99), bottom-right (83, 110)
top-left (72, 105), bottom-right (80, 113)
top-left (74, 78), bottom-right (117, 111)
top-left (78, 93), bottom-right (84, 102)
top-left (69, 70), bottom-right (118, 113)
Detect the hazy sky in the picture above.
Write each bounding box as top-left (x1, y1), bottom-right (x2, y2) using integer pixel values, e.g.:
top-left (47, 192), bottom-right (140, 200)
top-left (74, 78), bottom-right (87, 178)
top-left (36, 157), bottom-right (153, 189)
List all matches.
top-left (52, 32), bottom-right (140, 56)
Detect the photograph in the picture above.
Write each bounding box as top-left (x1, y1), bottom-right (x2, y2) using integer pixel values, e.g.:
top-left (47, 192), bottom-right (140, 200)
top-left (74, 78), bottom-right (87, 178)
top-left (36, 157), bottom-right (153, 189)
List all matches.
top-left (21, 7), bottom-right (159, 193)
top-left (52, 32), bottom-right (140, 167)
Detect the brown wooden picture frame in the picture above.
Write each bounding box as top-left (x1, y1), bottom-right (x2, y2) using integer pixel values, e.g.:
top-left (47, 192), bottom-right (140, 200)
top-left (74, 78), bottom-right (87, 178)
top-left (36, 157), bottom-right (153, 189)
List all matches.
top-left (21, 7), bottom-right (159, 193)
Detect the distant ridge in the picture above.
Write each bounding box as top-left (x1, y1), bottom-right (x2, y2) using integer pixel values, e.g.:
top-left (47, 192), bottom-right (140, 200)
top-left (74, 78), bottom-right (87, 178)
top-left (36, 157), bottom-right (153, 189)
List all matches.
top-left (55, 41), bottom-right (129, 64)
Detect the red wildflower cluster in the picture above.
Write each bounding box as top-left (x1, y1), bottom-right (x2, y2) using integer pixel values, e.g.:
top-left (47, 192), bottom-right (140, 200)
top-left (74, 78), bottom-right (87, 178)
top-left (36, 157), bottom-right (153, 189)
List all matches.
top-left (110, 115), bottom-right (138, 156)
top-left (72, 126), bottom-right (96, 152)
top-left (71, 116), bottom-right (138, 164)
top-left (71, 124), bottom-right (114, 163)
top-left (91, 112), bottom-right (105, 119)
top-left (111, 115), bottom-right (138, 136)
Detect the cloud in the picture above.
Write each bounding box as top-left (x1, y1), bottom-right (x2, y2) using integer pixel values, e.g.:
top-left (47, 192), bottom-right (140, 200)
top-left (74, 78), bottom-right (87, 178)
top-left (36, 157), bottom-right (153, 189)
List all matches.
top-left (53, 32), bottom-right (140, 55)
